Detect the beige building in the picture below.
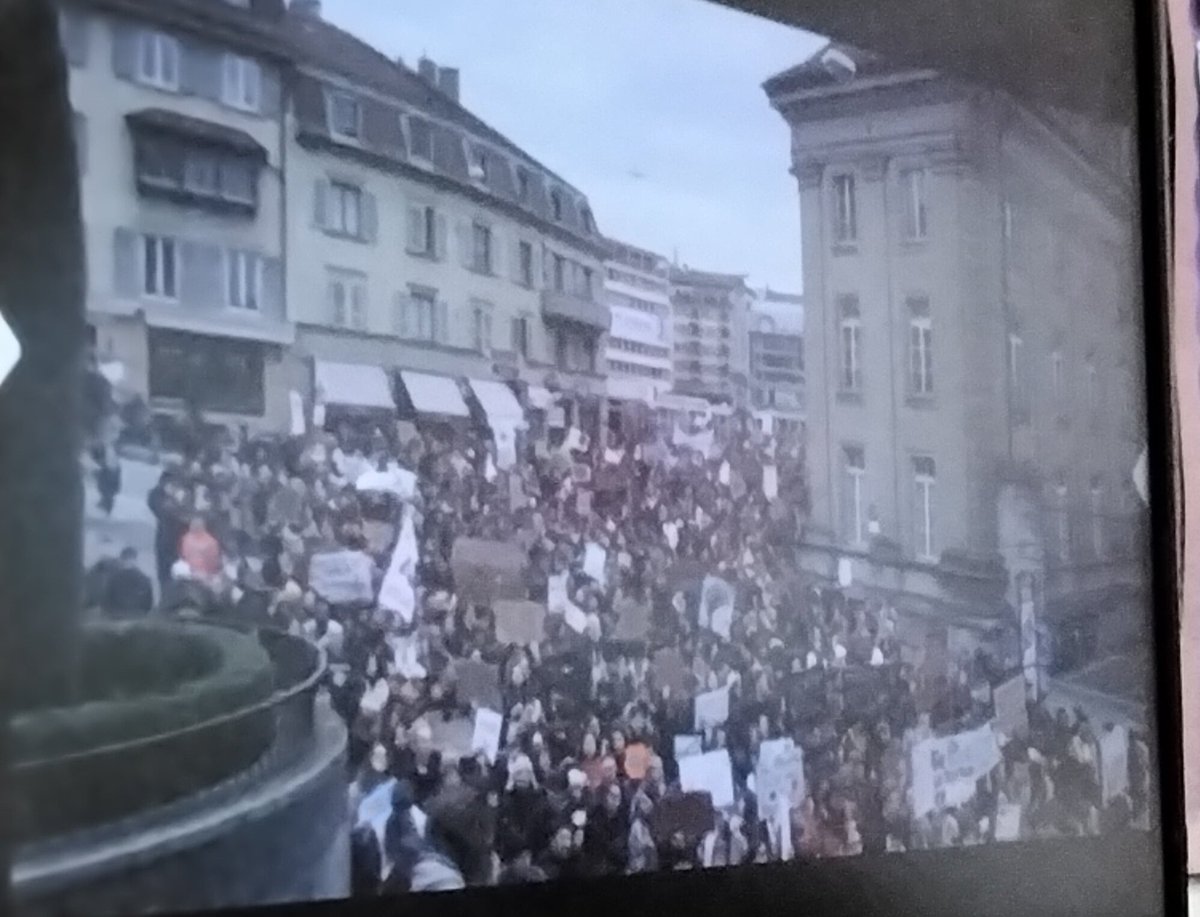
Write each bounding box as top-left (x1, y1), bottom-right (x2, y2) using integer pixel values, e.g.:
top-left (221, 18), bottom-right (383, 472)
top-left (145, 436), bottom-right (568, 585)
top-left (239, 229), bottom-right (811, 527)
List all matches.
top-left (669, 268), bottom-right (752, 407)
top-left (283, 1), bottom-right (608, 425)
top-left (63, 0), bottom-right (294, 431)
top-left (764, 46), bottom-right (1144, 620)
top-left (603, 239), bottom-right (673, 417)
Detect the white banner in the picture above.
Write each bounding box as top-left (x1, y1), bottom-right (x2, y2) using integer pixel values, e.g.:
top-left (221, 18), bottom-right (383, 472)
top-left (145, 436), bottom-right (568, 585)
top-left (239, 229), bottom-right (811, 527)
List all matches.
top-left (289, 390), bottom-right (306, 436)
top-left (309, 549), bottom-right (375, 605)
top-left (1100, 725), bottom-right (1129, 803)
top-left (911, 724), bottom-right (1001, 817)
top-left (583, 542), bottom-right (607, 586)
top-left (471, 708), bottom-right (504, 764)
top-left (694, 686), bottom-right (730, 731)
top-left (679, 749), bottom-right (735, 809)
top-left (378, 512), bottom-right (419, 623)
top-left (674, 734), bottom-right (703, 759)
top-left (755, 737), bottom-right (805, 812)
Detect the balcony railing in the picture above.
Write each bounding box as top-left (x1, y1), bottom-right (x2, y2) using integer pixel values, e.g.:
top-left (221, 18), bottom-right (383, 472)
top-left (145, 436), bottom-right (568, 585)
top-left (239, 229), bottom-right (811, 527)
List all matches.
top-left (541, 289), bottom-right (610, 332)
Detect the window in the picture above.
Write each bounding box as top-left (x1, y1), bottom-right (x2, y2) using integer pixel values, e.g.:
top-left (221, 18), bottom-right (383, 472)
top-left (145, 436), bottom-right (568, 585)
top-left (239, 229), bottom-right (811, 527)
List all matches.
top-left (330, 92), bottom-right (361, 140)
top-left (472, 302), bottom-right (493, 353)
top-left (554, 329), bottom-right (569, 370)
top-left (551, 191), bottom-right (563, 221)
top-left (553, 254), bottom-right (566, 292)
top-left (901, 168), bottom-right (928, 239)
top-left (512, 316), bottom-right (530, 358)
top-left (226, 250), bottom-right (260, 310)
top-left (1008, 332), bottom-right (1029, 423)
top-left (222, 54), bottom-right (261, 112)
top-left (142, 234), bottom-right (178, 299)
top-left (137, 31), bottom-right (179, 89)
top-left (518, 241), bottom-right (534, 287)
top-left (473, 149), bottom-right (490, 182)
top-left (908, 298), bottom-right (933, 395)
top-left (833, 173), bottom-right (857, 244)
top-left (184, 152), bottom-right (219, 196)
top-left (134, 136), bottom-right (258, 209)
top-left (330, 181), bottom-right (362, 238)
top-left (517, 168), bottom-right (531, 202)
top-left (1053, 479), bottom-right (1070, 563)
top-left (913, 456), bottom-right (937, 560)
top-left (581, 266), bottom-right (594, 301)
top-left (401, 287), bottom-right (439, 342)
top-left (407, 205), bottom-right (437, 257)
top-left (838, 295), bottom-right (862, 392)
top-left (581, 206), bottom-right (595, 233)
top-left (329, 272), bottom-right (367, 330)
top-left (841, 446), bottom-right (866, 546)
top-left (1090, 477), bottom-right (1105, 559)
top-left (583, 336), bottom-right (597, 373)
top-left (471, 222), bottom-right (492, 273)
top-left (148, 328), bottom-right (264, 415)
top-left (407, 116), bottom-right (433, 161)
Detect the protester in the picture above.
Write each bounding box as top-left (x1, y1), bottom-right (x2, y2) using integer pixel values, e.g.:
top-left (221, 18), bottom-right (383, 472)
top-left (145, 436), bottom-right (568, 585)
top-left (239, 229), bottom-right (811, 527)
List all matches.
top-left (101, 546), bottom-right (154, 617)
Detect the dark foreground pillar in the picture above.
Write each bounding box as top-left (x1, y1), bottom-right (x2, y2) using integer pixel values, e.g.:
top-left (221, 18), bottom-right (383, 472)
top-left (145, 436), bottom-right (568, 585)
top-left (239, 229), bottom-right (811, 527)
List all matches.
top-left (0, 0), bottom-right (86, 710)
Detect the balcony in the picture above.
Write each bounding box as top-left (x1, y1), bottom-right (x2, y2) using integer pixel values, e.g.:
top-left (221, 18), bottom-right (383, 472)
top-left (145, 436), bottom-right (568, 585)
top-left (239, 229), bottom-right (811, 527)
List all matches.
top-left (541, 289), bottom-right (610, 332)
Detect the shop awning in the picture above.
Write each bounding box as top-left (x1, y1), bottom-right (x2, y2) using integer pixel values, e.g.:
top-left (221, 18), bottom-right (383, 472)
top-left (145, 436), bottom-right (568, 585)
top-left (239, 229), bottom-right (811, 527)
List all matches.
top-left (314, 360), bottom-right (394, 410)
top-left (399, 370), bottom-right (469, 418)
top-left (468, 378), bottom-right (527, 428)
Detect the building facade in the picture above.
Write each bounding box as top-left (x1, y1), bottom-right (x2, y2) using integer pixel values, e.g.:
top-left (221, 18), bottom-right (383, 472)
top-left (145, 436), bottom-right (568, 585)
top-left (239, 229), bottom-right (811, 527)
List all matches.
top-left (283, 1), bottom-right (608, 423)
top-left (764, 46), bottom-right (1144, 610)
top-left (669, 268), bottom-right (752, 407)
top-left (748, 287), bottom-right (805, 431)
top-left (602, 239), bottom-right (672, 411)
top-left (62, 0), bottom-right (294, 431)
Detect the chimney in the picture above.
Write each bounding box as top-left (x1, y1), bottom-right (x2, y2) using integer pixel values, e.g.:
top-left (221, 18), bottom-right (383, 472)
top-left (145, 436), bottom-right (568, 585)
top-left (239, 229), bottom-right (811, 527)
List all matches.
top-left (417, 56), bottom-right (438, 84)
top-left (291, 0), bottom-right (322, 18)
top-left (437, 67), bottom-right (460, 103)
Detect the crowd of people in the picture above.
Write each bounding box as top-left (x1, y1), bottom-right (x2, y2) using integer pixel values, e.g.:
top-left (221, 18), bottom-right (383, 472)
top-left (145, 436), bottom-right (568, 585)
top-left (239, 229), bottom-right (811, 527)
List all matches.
top-left (83, 388), bottom-right (1155, 895)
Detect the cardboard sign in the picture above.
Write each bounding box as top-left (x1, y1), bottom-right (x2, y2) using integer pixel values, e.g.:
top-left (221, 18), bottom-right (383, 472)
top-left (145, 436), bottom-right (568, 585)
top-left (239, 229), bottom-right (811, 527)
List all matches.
top-left (1100, 725), bottom-right (1130, 803)
top-left (624, 742), bottom-right (652, 780)
top-left (762, 464), bottom-right (779, 499)
top-left (564, 603), bottom-right (588, 635)
top-left (995, 802), bottom-right (1022, 841)
top-left (428, 716), bottom-right (474, 762)
top-left (694, 687), bottom-right (730, 732)
top-left (456, 659), bottom-right (502, 711)
top-left (614, 597), bottom-right (651, 641)
top-left (289, 390), bottom-right (306, 436)
top-left (837, 557), bottom-right (853, 587)
top-left (494, 599), bottom-right (547, 646)
top-left (309, 549), bottom-right (375, 605)
top-left (911, 724), bottom-right (1001, 817)
top-left (700, 576), bottom-right (735, 634)
top-left (547, 571), bottom-right (570, 615)
top-left (992, 673), bottom-right (1029, 739)
top-left (471, 708), bottom-right (504, 764)
top-left (755, 738), bottom-right (805, 812)
top-left (674, 734), bottom-right (703, 760)
top-left (679, 749), bottom-right (735, 808)
top-left (653, 648), bottom-right (692, 697)
top-left (651, 792), bottom-right (713, 844)
top-left (451, 538), bottom-right (527, 609)
top-left (583, 542), bottom-right (607, 586)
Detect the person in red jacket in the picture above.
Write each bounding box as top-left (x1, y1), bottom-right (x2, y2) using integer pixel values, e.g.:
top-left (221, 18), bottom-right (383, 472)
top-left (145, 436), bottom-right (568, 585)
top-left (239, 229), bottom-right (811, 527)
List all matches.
top-left (179, 516), bottom-right (221, 584)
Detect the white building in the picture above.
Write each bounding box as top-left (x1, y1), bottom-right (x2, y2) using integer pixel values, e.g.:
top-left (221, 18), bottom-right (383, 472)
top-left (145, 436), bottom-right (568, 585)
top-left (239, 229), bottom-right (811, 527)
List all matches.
top-left (748, 288), bottom-right (805, 433)
top-left (602, 239), bottom-right (672, 425)
top-left (62, 0), bottom-right (294, 430)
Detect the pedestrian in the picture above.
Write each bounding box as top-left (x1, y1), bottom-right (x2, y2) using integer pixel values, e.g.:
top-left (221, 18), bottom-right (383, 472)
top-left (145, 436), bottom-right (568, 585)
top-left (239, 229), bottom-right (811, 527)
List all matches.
top-left (101, 546), bottom-right (154, 617)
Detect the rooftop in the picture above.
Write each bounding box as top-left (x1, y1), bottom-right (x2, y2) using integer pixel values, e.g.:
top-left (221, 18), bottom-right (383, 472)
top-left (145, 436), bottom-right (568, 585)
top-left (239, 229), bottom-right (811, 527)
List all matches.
top-left (669, 267), bottom-right (749, 290)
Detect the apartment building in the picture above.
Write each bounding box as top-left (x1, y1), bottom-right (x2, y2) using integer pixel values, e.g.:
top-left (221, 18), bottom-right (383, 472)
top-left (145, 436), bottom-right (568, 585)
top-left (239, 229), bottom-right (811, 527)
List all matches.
top-left (282, 1), bottom-right (608, 425)
top-left (603, 238), bottom-right (672, 417)
top-left (749, 288), bottom-right (805, 432)
top-left (669, 268), bottom-right (752, 407)
top-left (62, 0), bottom-right (294, 430)
top-left (764, 45), bottom-right (1144, 616)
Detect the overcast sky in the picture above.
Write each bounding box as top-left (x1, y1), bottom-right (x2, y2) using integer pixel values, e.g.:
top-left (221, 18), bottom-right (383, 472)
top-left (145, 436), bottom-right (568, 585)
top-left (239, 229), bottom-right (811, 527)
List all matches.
top-left (321, 0), bottom-right (825, 293)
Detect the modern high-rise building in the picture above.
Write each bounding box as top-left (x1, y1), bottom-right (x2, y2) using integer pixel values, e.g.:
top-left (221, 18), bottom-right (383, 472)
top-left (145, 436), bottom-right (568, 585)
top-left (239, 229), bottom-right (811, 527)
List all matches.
top-left (62, 0), bottom-right (295, 429)
top-left (602, 239), bottom-right (672, 412)
top-left (764, 45), bottom-right (1144, 629)
top-left (669, 268), bottom-right (752, 407)
top-left (283, 1), bottom-right (609, 426)
top-left (748, 287), bottom-right (805, 433)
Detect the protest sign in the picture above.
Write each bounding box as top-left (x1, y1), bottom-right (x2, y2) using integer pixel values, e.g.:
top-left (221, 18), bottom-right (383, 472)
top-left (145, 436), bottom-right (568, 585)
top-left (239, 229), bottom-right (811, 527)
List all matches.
top-left (455, 659), bottom-right (502, 710)
top-left (679, 749), bottom-right (735, 808)
top-left (911, 724), bottom-right (1001, 817)
top-left (428, 716), bottom-right (474, 761)
top-left (471, 708), bottom-right (504, 764)
top-left (694, 686), bottom-right (730, 731)
top-left (709, 603), bottom-right (733, 641)
top-left (995, 802), bottom-right (1022, 841)
top-left (651, 792), bottom-right (713, 845)
top-left (357, 777), bottom-right (398, 847)
top-left (563, 603), bottom-right (588, 635)
top-left (624, 743), bottom-right (652, 780)
top-left (1100, 725), bottom-right (1130, 803)
top-left (583, 542), bottom-right (607, 586)
top-left (762, 464), bottom-right (779, 499)
top-left (359, 678), bottom-right (390, 716)
top-left (494, 600), bottom-right (547, 646)
top-left (614, 597), bottom-right (651, 641)
top-left (837, 557), bottom-right (853, 587)
top-left (451, 538), bottom-right (526, 609)
top-left (992, 673), bottom-right (1029, 738)
top-left (356, 466), bottom-right (417, 500)
top-left (576, 489), bottom-right (593, 518)
top-left (718, 460), bottom-right (731, 486)
top-left (547, 571), bottom-right (569, 615)
top-left (700, 575), bottom-right (735, 633)
top-left (756, 737), bottom-right (806, 812)
top-left (388, 632), bottom-right (426, 679)
top-left (674, 734), bottom-right (703, 760)
top-left (653, 648), bottom-right (691, 697)
top-left (494, 425), bottom-right (518, 470)
top-left (289, 390), bottom-right (305, 436)
top-left (309, 549), bottom-right (375, 605)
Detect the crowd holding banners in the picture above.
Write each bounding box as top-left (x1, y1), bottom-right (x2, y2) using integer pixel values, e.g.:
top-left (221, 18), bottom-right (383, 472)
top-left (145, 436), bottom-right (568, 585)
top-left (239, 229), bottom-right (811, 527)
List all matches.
top-left (83, 381), bottom-right (1156, 891)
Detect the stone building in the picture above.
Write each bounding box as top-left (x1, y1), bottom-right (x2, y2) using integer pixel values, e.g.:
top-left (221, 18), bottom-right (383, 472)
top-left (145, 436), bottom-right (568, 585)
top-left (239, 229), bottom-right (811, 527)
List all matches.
top-left (669, 267), bottom-right (753, 407)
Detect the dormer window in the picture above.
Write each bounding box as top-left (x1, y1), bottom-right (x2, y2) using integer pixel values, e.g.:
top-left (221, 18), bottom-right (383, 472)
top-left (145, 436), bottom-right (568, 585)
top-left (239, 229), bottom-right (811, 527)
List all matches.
top-left (330, 91), bottom-right (361, 141)
top-left (551, 190), bottom-right (563, 221)
top-left (581, 205), bottom-right (595, 233)
top-left (517, 168), bottom-right (531, 202)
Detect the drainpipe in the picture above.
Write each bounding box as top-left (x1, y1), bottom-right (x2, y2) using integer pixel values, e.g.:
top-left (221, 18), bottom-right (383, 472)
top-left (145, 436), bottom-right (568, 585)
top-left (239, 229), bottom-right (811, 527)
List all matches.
top-left (880, 155), bottom-right (902, 544)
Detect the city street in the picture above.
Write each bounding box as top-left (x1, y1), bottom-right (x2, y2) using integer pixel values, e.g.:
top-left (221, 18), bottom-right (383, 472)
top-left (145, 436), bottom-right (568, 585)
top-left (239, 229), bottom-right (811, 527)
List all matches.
top-left (82, 455), bottom-right (159, 585)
